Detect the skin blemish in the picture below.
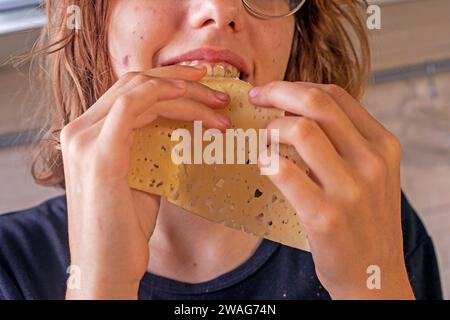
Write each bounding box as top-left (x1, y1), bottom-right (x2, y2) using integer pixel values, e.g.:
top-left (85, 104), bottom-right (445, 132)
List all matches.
top-left (122, 54), bottom-right (130, 68)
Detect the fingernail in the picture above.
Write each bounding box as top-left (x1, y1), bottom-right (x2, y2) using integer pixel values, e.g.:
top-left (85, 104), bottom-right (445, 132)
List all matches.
top-left (214, 91), bottom-right (230, 102)
top-left (249, 87), bottom-right (263, 98)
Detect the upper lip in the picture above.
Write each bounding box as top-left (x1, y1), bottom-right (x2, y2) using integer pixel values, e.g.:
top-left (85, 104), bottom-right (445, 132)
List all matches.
top-left (160, 48), bottom-right (250, 77)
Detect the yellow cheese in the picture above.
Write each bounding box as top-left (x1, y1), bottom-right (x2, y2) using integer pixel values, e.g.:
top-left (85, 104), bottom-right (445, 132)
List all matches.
top-left (128, 77), bottom-right (310, 251)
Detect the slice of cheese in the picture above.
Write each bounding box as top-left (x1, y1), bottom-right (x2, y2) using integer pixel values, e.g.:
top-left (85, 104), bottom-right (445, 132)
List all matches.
top-left (128, 77), bottom-right (310, 251)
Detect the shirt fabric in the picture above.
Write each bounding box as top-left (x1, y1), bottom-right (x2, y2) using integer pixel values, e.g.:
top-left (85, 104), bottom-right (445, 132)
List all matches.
top-left (0, 193), bottom-right (443, 300)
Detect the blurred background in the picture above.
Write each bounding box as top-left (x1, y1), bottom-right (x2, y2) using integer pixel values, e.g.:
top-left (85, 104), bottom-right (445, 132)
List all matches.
top-left (0, 0), bottom-right (449, 298)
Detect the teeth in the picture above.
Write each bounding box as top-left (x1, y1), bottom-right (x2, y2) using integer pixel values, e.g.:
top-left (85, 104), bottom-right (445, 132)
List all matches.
top-left (176, 60), bottom-right (241, 79)
top-left (214, 64), bottom-right (226, 77)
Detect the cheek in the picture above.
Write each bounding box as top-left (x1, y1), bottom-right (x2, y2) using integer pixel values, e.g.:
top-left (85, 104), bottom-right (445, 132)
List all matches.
top-left (269, 22), bottom-right (294, 61)
top-left (255, 23), bottom-right (294, 81)
top-left (108, 2), bottom-right (170, 77)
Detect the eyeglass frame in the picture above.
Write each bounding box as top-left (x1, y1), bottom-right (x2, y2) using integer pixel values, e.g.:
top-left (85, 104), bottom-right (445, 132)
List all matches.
top-left (241, 0), bottom-right (306, 20)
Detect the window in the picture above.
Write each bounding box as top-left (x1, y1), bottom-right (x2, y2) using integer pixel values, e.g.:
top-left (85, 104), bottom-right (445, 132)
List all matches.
top-left (0, 0), bottom-right (40, 12)
top-left (0, 0), bottom-right (44, 35)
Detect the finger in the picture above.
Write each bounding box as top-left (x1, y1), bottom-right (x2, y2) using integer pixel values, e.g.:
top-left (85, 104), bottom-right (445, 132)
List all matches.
top-left (98, 79), bottom-right (230, 153)
top-left (250, 81), bottom-right (368, 161)
top-left (98, 78), bottom-right (187, 151)
top-left (134, 98), bottom-right (232, 131)
top-left (267, 117), bottom-right (351, 190)
top-left (88, 65), bottom-right (206, 114)
top-left (143, 65), bottom-right (207, 80)
top-left (260, 153), bottom-right (325, 227)
top-left (84, 95), bottom-right (232, 159)
top-left (84, 77), bottom-right (229, 129)
top-left (75, 66), bottom-right (221, 128)
top-left (298, 82), bottom-right (389, 141)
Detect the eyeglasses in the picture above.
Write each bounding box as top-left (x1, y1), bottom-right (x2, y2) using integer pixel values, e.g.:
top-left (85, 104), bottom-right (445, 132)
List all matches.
top-left (242, 0), bottom-right (306, 19)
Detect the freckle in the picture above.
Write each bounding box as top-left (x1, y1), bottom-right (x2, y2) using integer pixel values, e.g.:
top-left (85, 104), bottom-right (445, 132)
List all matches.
top-left (140, 36), bottom-right (144, 40)
top-left (122, 55), bottom-right (130, 67)
top-left (193, 262), bottom-right (198, 267)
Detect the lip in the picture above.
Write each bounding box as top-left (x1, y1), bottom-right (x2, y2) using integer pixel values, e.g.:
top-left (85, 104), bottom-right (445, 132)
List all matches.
top-left (160, 48), bottom-right (250, 78)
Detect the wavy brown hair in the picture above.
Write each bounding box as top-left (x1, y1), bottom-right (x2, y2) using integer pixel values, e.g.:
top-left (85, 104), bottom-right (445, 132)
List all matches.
top-left (30, 0), bottom-right (370, 188)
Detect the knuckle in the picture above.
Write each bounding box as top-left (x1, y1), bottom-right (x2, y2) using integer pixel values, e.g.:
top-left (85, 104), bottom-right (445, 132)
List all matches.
top-left (383, 132), bottom-right (402, 161)
top-left (291, 117), bottom-right (318, 141)
top-left (326, 84), bottom-right (347, 98)
top-left (344, 181), bottom-right (363, 204)
top-left (265, 81), bottom-right (280, 95)
top-left (319, 205), bottom-right (341, 234)
top-left (304, 87), bottom-right (327, 107)
top-left (60, 124), bottom-right (74, 145)
top-left (60, 122), bottom-right (82, 151)
top-left (67, 132), bottom-right (88, 156)
top-left (365, 151), bottom-right (388, 182)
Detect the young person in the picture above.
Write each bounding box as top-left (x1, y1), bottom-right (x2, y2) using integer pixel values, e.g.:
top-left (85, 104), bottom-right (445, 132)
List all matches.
top-left (0, 0), bottom-right (442, 300)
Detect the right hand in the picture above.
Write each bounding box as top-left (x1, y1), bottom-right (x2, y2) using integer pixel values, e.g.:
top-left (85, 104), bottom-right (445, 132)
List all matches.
top-left (62, 65), bottom-right (231, 299)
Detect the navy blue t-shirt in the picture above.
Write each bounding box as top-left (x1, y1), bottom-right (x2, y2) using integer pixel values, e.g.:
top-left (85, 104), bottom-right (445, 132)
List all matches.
top-left (0, 193), bottom-right (443, 300)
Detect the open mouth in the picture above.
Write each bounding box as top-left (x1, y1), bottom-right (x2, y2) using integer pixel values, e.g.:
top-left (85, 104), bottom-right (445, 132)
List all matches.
top-left (176, 60), bottom-right (247, 81)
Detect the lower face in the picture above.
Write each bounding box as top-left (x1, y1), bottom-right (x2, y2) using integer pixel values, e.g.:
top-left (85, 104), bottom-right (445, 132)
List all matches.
top-left (107, 0), bottom-right (296, 86)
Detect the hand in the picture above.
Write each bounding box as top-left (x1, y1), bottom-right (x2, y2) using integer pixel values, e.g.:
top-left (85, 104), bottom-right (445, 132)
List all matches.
top-left (62, 65), bottom-right (231, 299)
top-left (250, 82), bottom-right (415, 300)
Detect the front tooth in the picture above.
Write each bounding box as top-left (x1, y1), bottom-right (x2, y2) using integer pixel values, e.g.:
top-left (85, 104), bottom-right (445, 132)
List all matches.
top-left (213, 64), bottom-right (226, 77)
top-left (189, 60), bottom-right (201, 66)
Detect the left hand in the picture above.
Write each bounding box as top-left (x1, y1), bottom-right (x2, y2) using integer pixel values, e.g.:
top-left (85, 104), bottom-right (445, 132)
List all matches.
top-left (249, 81), bottom-right (415, 300)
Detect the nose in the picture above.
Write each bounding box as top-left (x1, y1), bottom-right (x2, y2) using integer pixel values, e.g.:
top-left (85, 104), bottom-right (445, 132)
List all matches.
top-left (189, 0), bottom-right (242, 32)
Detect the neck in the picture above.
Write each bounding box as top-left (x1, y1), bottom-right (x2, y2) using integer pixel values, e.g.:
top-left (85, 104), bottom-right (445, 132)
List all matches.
top-left (148, 197), bottom-right (262, 283)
